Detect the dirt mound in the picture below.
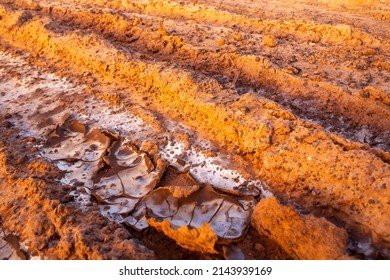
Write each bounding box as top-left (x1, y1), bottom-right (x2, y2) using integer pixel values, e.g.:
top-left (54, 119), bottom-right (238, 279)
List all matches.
top-left (252, 197), bottom-right (350, 260)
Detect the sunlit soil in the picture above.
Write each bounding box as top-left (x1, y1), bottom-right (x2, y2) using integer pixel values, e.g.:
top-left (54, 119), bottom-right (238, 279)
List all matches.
top-left (0, 0), bottom-right (389, 259)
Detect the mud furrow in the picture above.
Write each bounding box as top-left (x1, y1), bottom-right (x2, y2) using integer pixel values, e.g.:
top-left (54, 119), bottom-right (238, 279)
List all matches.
top-left (4, 0), bottom-right (389, 150)
top-left (12, 0), bottom-right (386, 77)
top-left (0, 3), bottom-right (389, 257)
top-left (190, 0), bottom-right (390, 39)
top-left (1, 0), bottom-right (390, 259)
top-left (38, 0), bottom-right (390, 89)
top-left (1, 50), bottom-right (279, 258)
top-left (82, 0), bottom-right (384, 47)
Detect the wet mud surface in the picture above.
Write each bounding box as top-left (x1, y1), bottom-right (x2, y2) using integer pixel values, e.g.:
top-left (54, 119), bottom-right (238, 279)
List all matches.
top-left (0, 0), bottom-right (389, 259)
top-left (43, 117), bottom-right (256, 252)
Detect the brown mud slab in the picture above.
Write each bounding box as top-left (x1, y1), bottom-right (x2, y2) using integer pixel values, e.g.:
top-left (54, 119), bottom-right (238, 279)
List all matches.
top-left (0, 118), bottom-right (154, 259)
top-left (0, 226), bottom-right (28, 260)
top-left (0, 0), bottom-right (389, 259)
top-left (42, 117), bottom-right (257, 253)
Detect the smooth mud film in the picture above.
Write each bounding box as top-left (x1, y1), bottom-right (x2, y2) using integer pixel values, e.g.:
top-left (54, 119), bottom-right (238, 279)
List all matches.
top-left (0, 0), bottom-right (389, 260)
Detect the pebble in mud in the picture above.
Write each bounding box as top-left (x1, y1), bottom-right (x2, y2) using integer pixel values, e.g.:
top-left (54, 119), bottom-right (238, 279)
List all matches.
top-left (263, 35), bottom-right (278, 47)
top-left (217, 38), bottom-right (225, 46)
top-left (289, 55), bottom-right (298, 63)
top-left (239, 106), bottom-right (250, 113)
top-left (60, 195), bottom-right (74, 203)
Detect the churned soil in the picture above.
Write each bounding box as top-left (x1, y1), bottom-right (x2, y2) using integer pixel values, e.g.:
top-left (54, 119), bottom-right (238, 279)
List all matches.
top-left (0, 0), bottom-right (389, 259)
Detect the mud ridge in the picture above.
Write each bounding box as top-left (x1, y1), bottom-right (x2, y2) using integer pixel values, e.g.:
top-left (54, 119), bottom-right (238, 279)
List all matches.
top-left (0, 51), bottom-right (288, 259)
top-left (5, 0), bottom-right (390, 150)
top-left (0, 0), bottom-right (389, 259)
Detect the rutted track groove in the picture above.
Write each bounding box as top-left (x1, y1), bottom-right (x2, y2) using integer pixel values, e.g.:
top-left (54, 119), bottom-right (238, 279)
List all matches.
top-left (6, 0), bottom-right (390, 150)
top-left (0, 51), bottom-right (275, 259)
top-left (0, 0), bottom-right (389, 259)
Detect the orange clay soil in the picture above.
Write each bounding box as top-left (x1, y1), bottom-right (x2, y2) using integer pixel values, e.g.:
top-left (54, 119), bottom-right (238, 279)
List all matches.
top-left (0, 0), bottom-right (389, 259)
top-left (0, 123), bottom-right (155, 259)
top-left (251, 197), bottom-right (351, 260)
top-left (0, 107), bottom-right (289, 260)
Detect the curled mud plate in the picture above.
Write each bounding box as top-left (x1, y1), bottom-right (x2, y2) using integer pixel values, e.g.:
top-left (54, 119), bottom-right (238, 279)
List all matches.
top-left (42, 117), bottom-right (257, 255)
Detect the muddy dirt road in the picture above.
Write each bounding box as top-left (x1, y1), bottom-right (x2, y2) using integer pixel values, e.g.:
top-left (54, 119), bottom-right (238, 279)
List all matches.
top-left (0, 0), bottom-right (389, 259)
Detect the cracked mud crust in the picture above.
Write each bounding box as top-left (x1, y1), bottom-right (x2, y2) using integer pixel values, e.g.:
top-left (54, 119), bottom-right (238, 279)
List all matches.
top-left (0, 0), bottom-right (389, 259)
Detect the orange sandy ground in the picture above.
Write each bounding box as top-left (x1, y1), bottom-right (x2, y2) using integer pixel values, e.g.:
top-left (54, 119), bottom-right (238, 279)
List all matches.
top-left (0, 0), bottom-right (389, 259)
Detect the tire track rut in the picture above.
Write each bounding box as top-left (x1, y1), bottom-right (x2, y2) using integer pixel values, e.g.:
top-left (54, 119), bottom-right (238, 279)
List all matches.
top-left (6, 0), bottom-right (389, 150)
top-left (0, 0), bottom-right (389, 259)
